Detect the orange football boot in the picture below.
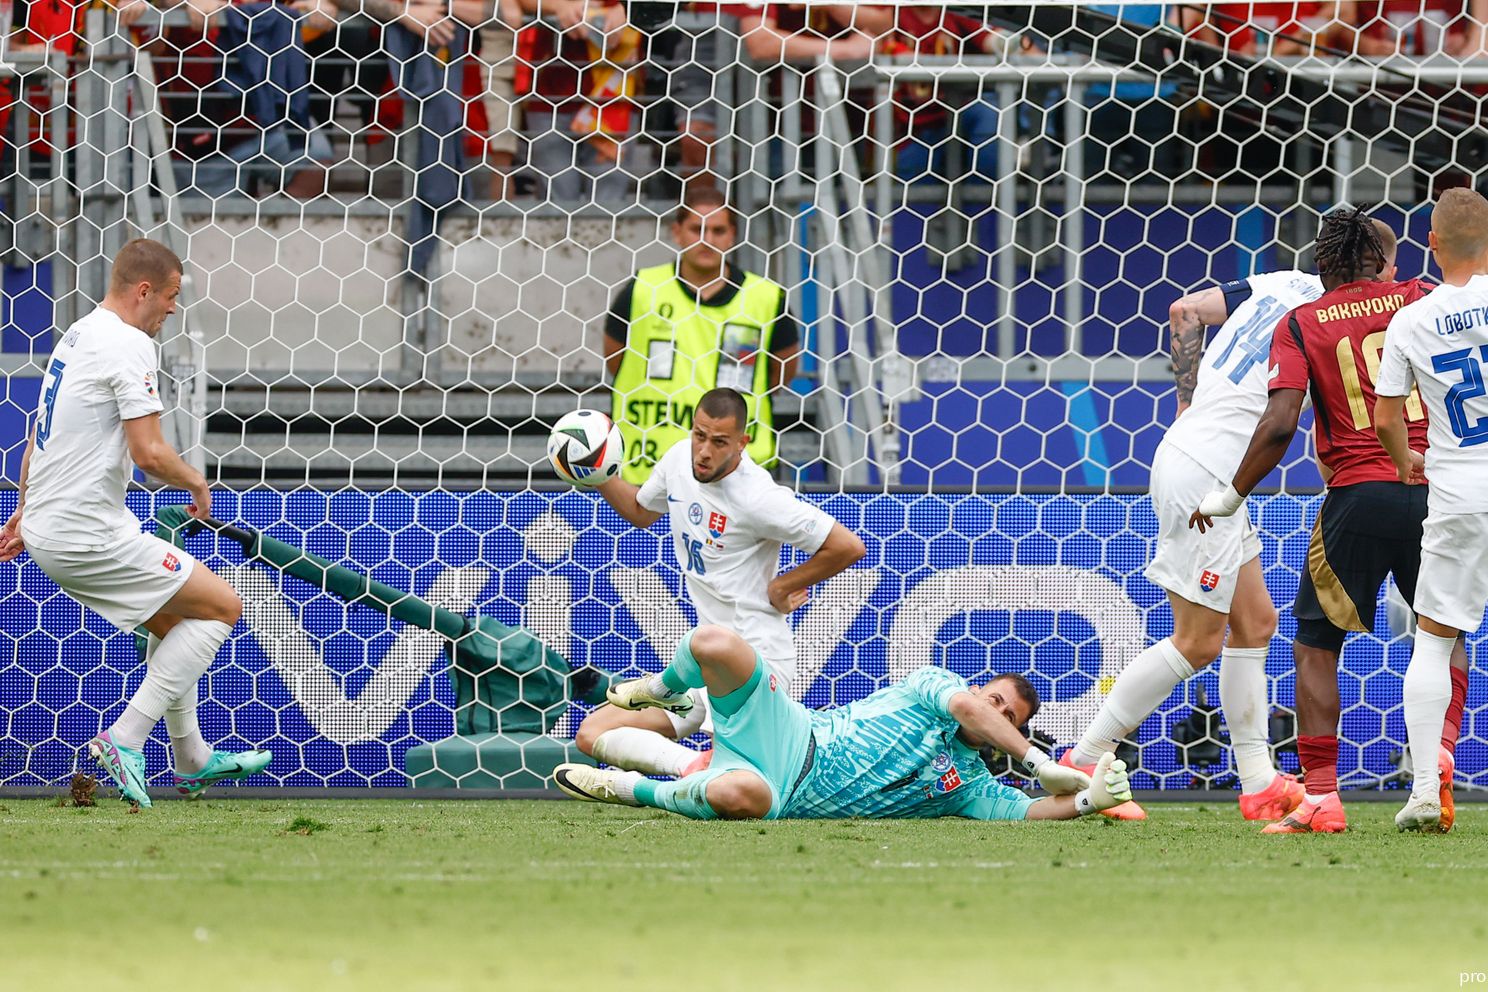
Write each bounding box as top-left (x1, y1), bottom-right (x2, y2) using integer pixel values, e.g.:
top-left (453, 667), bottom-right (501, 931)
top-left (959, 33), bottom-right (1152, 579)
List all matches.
top-left (1237, 772), bottom-right (1305, 821)
top-left (1439, 746), bottom-right (1455, 834)
top-left (1261, 791), bottom-right (1347, 833)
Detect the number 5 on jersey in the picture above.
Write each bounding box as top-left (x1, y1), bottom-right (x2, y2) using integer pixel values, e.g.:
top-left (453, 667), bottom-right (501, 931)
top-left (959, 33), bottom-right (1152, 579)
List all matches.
top-left (35, 357), bottom-right (67, 451)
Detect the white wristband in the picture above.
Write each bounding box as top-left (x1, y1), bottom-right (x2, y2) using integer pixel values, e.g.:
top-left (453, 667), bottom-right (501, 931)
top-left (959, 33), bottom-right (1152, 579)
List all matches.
top-left (1074, 788), bottom-right (1097, 816)
top-left (1019, 746), bottom-right (1051, 776)
top-left (1197, 483), bottom-right (1245, 519)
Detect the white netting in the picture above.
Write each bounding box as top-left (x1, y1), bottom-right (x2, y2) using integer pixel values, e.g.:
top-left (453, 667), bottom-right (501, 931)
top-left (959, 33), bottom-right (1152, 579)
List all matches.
top-left (1, 1), bottom-right (1484, 791)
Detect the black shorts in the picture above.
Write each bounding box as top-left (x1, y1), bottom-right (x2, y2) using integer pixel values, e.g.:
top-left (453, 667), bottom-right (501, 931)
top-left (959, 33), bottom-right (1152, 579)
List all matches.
top-left (1294, 481), bottom-right (1428, 652)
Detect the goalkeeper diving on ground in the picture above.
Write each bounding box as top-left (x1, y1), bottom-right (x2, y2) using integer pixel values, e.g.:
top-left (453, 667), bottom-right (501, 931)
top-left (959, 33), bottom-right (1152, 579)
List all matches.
top-left (554, 624), bottom-right (1131, 821)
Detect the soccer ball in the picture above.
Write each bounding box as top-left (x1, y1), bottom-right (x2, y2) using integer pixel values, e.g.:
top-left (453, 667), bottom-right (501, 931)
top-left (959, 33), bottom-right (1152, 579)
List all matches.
top-left (547, 410), bottom-right (623, 488)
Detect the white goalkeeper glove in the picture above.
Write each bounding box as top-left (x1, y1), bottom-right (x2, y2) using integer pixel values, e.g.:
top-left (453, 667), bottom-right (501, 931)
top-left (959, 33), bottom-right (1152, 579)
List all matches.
top-left (1074, 753), bottom-right (1133, 816)
top-left (1196, 484), bottom-right (1244, 520)
top-left (1018, 746), bottom-right (1089, 796)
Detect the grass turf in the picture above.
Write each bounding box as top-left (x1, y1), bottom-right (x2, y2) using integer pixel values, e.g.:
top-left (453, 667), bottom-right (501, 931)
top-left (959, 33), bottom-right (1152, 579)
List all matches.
top-left (0, 797), bottom-right (1485, 992)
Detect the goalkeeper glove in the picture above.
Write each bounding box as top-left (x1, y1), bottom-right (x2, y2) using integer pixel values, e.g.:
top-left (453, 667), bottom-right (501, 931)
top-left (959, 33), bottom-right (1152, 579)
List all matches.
top-left (1074, 753), bottom-right (1133, 816)
top-left (1018, 746), bottom-right (1090, 796)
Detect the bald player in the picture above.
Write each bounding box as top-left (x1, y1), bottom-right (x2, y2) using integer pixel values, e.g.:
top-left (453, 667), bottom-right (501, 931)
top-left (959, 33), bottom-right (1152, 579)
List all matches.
top-left (1376, 188), bottom-right (1488, 833)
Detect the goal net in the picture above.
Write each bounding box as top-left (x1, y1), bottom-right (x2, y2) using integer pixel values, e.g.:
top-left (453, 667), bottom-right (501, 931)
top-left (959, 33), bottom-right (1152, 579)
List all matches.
top-left (1, 1), bottom-right (1483, 792)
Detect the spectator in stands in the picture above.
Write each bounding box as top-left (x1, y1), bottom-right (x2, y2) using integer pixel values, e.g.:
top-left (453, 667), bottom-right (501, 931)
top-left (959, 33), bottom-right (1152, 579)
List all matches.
top-left (1187, 3), bottom-right (1360, 56)
top-left (514, 0), bottom-right (641, 203)
top-left (1081, 3), bottom-right (1185, 181)
top-left (450, 0), bottom-right (523, 198)
top-left (1353, 0), bottom-right (1488, 56)
top-left (664, 3), bottom-right (876, 191)
top-left (863, 4), bottom-right (1012, 183)
top-left (163, 0), bottom-right (337, 198)
top-left (605, 187), bottom-right (800, 482)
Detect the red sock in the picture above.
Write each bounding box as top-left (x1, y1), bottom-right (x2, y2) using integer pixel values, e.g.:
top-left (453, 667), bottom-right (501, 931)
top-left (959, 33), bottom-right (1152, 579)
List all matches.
top-left (1441, 667), bottom-right (1469, 756)
top-left (1297, 735), bottom-right (1339, 796)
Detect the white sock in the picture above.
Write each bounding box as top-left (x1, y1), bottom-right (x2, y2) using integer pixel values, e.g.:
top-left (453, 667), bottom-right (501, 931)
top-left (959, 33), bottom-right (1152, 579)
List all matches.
top-left (1403, 627), bottom-right (1455, 798)
top-left (593, 727), bottom-right (696, 777)
top-left (645, 674), bottom-right (673, 697)
top-left (165, 679), bottom-right (213, 775)
top-left (609, 769), bottom-right (644, 803)
top-left (110, 620), bottom-right (231, 748)
top-left (106, 705), bottom-right (158, 751)
top-left (1075, 638), bottom-right (1192, 766)
top-left (1219, 646), bottom-right (1276, 794)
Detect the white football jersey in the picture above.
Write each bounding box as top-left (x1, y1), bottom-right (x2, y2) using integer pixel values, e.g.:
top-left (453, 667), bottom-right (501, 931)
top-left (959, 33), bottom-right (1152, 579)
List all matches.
top-left (637, 441), bottom-right (836, 679)
top-left (21, 306), bottom-right (164, 552)
top-left (1378, 274), bottom-right (1488, 514)
top-left (1162, 269), bottom-right (1324, 481)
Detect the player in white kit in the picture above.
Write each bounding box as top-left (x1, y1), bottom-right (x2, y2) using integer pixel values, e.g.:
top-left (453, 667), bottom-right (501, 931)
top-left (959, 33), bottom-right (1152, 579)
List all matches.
top-left (1059, 268), bottom-right (1324, 820)
top-left (1375, 187), bottom-right (1488, 833)
top-left (574, 387), bottom-right (866, 777)
top-left (0, 239), bottom-right (270, 807)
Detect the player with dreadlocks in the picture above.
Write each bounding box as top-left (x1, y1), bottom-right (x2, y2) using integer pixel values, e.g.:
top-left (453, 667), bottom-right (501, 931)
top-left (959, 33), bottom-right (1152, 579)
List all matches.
top-left (1190, 206), bottom-right (1469, 833)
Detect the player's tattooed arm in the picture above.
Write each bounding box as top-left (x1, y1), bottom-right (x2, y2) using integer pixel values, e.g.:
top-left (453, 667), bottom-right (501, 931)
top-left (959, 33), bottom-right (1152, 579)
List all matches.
top-left (1168, 287), bottom-right (1226, 416)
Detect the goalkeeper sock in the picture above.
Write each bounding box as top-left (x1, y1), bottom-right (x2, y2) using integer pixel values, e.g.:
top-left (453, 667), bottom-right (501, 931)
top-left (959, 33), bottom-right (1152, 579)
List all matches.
top-left (1403, 628), bottom-right (1454, 798)
top-left (655, 630), bottom-right (706, 696)
top-left (1074, 638), bottom-right (1191, 766)
top-left (593, 727), bottom-right (695, 777)
top-left (110, 620), bottom-right (232, 751)
top-left (632, 771), bottom-right (721, 820)
top-left (1442, 665), bottom-right (1469, 756)
top-left (1218, 646), bottom-right (1275, 794)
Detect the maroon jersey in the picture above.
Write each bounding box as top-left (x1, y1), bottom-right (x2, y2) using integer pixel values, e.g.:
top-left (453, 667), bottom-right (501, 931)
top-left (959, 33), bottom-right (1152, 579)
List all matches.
top-left (1268, 277), bottom-right (1431, 488)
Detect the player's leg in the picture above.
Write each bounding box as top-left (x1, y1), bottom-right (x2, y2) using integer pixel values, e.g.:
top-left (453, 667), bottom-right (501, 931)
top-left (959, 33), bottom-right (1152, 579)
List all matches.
top-left (608, 625), bottom-right (760, 709)
top-left (1396, 508), bottom-right (1488, 831)
top-left (141, 564), bottom-right (270, 797)
top-left (1072, 590), bottom-right (1221, 768)
top-left (564, 626), bottom-right (812, 819)
top-left (1265, 484), bottom-right (1397, 834)
top-left (1220, 556), bottom-right (1303, 819)
top-left (574, 702), bottom-right (706, 777)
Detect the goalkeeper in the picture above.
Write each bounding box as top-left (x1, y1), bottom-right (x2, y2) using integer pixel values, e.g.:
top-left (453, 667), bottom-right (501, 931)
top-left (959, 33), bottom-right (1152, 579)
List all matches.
top-left (555, 625), bottom-right (1131, 821)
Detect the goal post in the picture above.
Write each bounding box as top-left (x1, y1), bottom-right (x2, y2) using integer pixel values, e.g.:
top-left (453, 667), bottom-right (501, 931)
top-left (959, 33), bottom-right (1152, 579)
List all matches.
top-left (2, 2), bottom-right (1484, 793)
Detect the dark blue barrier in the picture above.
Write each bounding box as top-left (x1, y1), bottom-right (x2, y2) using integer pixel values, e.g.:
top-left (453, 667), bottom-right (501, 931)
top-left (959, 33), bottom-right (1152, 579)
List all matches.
top-left (0, 489), bottom-right (1481, 790)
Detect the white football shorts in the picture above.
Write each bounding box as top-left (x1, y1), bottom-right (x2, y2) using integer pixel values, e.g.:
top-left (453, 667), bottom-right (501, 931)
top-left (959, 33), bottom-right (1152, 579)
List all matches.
top-left (1144, 442), bottom-right (1261, 613)
top-left (1413, 509), bottom-right (1488, 633)
top-left (27, 530), bottom-right (196, 632)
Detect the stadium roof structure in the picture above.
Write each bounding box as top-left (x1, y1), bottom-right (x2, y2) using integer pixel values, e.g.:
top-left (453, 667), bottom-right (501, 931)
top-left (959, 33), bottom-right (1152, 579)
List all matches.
top-left (981, 4), bottom-right (1488, 179)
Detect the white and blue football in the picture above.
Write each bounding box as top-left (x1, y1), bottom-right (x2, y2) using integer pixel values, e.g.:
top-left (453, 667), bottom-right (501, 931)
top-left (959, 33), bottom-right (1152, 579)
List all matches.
top-left (547, 410), bottom-right (623, 488)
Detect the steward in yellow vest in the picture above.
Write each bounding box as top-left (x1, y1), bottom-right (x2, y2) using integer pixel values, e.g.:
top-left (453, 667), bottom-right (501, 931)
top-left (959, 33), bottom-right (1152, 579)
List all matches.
top-left (604, 190), bottom-right (800, 484)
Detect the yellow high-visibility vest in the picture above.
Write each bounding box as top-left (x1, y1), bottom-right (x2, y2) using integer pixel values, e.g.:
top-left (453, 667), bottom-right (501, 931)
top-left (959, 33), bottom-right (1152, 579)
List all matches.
top-left (611, 263), bottom-right (784, 483)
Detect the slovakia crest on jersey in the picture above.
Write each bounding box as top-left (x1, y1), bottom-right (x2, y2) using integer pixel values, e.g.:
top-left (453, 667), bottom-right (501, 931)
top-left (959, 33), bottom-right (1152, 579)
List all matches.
top-left (162, 553), bottom-right (181, 572)
top-left (1199, 570), bottom-right (1221, 593)
top-left (688, 502), bottom-right (704, 526)
top-left (931, 751), bottom-right (952, 774)
top-left (934, 766), bottom-right (963, 794)
top-left (707, 512), bottom-right (728, 538)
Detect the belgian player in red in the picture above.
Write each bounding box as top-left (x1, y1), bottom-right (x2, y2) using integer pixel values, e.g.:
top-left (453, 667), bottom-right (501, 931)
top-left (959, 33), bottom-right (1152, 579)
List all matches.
top-left (1189, 208), bottom-right (1469, 833)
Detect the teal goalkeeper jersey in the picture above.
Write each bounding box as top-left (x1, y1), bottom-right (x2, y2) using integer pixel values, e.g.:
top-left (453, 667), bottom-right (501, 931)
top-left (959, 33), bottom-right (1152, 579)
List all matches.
top-left (782, 668), bottom-right (1037, 821)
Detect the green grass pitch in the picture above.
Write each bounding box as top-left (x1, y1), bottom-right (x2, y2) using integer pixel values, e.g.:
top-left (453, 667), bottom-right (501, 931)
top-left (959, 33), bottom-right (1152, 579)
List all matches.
top-left (1, 797), bottom-right (1485, 991)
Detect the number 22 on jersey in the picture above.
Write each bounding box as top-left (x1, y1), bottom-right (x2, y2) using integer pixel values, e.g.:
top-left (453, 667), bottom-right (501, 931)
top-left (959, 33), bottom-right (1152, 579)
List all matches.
top-left (35, 357), bottom-right (67, 451)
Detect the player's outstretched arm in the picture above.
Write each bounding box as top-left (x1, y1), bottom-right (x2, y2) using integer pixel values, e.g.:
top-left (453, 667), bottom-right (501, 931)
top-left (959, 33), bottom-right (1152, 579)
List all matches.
top-left (1024, 754), bottom-right (1133, 820)
top-left (766, 522), bottom-right (866, 613)
top-left (0, 426), bottom-right (35, 562)
top-left (1190, 387), bottom-right (1305, 533)
top-left (948, 691), bottom-right (1090, 795)
top-left (1168, 286), bottom-right (1228, 415)
top-left (595, 477), bottom-right (663, 529)
top-left (122, 413), bottom-right (212, 520)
